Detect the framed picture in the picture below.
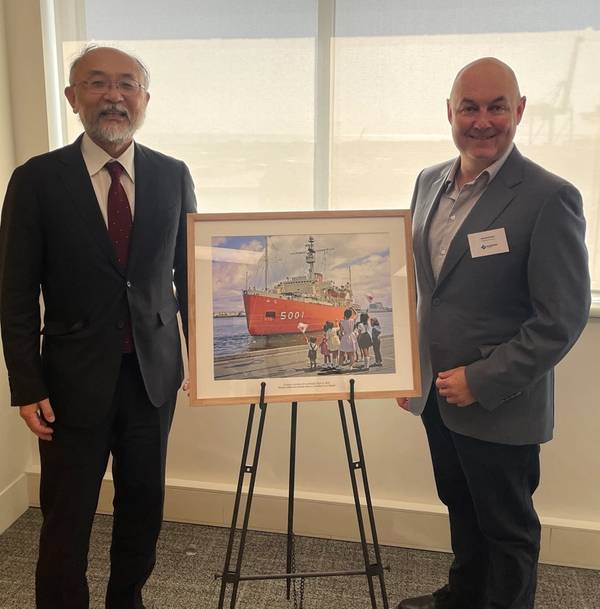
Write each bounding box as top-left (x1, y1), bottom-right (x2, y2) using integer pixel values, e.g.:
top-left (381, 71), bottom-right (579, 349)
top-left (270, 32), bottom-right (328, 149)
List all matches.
top-left (187, 210), bottom-right (421, 406)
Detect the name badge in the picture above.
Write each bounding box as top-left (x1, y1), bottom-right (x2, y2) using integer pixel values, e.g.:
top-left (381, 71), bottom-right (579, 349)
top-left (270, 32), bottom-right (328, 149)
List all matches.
top-left (467, 228), bottom-right (509, 258)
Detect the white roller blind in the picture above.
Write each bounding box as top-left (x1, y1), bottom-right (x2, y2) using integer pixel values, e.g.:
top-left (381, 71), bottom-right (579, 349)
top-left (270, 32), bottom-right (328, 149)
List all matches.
top-left (331, 1), bottom-right (600, 295)
top-left (48, 0), bottom-right (600, 296)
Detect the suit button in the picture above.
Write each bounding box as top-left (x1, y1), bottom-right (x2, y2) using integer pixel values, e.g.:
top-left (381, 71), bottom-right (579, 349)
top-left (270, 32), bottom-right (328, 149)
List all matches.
top-left (126, 280), bottom-right (132, 288)
top-left (432, 297), bottom-right (441, 306)
top-left (117, 320), bottom-right (125, 329)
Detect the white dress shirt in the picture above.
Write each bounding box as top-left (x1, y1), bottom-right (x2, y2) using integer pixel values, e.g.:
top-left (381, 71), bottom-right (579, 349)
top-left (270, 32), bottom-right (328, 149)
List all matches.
top-left (80, 133), bottom-right (136, 226)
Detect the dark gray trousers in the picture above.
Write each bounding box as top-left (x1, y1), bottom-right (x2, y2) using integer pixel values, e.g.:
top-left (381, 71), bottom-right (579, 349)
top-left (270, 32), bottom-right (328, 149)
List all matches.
top-left (421, 386), bottom-right (541, 609)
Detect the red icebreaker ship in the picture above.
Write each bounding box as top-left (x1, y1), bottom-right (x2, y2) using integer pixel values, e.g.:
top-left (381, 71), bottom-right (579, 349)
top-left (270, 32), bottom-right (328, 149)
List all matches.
top-left (243, 236), bottom-right (358, 336)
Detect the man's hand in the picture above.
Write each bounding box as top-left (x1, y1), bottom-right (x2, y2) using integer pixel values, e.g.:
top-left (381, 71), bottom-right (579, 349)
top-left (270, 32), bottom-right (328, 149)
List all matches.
top-left (19, 399), bottom-right (55, 441)
top-left (396, 397), bottom-right (410, 411)
top-left (182, 379), bottom-right (190, 396)
top-left (436, 366), bottom-right (475, 407)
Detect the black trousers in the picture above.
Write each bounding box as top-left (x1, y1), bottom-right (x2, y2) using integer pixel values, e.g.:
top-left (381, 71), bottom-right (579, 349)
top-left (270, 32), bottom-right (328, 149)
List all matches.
top-left (421, 386), bottom-right (541, 609)
top-left (36, 354), bottom-right (175, 609)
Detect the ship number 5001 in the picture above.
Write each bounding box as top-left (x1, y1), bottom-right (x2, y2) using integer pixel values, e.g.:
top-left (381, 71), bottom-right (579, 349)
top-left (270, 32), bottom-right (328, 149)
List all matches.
top-left (280, 311), bottom-right (305, 320)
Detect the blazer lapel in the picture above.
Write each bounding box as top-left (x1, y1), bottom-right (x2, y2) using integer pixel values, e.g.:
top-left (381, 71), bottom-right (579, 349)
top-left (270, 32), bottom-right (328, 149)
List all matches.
top-left (57, 136), bottom-right (124, 275)
top-left (127, 143), bottom-right (160, 273)
top-left (435, 148), bottom-right (525, 288)
top-left (415, 165), bottom-right (452, 292)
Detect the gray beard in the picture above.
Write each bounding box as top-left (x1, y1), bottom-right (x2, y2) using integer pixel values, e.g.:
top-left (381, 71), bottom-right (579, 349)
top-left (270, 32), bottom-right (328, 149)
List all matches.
top-left (80, 111), bottom-right (145, 147)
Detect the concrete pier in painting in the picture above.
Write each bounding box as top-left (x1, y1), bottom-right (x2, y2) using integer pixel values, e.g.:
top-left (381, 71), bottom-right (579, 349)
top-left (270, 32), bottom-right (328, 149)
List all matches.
top-left (214, 335), bottom-right (395, 381)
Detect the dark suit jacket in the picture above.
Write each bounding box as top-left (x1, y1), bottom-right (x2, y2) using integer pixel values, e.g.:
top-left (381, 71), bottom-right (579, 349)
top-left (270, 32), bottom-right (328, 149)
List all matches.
top-left (410, 147), bottom-right (590, 445)
top-left (0, 136), bottom-right (197, 427)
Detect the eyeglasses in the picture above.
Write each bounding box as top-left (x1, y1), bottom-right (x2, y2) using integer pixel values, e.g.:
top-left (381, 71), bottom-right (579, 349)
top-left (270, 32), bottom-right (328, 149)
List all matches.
top-left (73, 78), bottom-right (146, 96)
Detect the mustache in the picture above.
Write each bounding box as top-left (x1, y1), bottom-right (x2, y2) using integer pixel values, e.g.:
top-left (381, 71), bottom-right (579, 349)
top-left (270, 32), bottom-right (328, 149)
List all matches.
top-left (466, 128), bottom-right (497, 137)
top-left (98, 104), bottom-right (130, 119)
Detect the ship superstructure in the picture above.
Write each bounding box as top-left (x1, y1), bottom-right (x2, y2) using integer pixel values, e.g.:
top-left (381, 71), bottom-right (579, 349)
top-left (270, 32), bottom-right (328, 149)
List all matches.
top-left (243, 236), bottom-right (357, 335)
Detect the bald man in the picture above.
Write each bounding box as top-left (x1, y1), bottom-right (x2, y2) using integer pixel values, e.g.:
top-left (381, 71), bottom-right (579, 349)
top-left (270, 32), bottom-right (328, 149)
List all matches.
top-left (0, 46), bottom-right (196, 609)
top-left (396, 58), bottom-right (590, 609)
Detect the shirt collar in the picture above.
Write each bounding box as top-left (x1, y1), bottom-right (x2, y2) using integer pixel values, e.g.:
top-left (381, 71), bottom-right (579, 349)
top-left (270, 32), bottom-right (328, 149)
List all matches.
top-left (80, 133), bottom-right (136, 182)
top-left (445, 143), bottom-right (514, 192)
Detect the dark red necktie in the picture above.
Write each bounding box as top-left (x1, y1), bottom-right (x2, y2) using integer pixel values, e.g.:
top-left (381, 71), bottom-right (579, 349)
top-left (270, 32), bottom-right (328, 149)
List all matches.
top-left (106, 161), bottom-right (132, 266)
top-left (106, 161), bottom-right (134, 352)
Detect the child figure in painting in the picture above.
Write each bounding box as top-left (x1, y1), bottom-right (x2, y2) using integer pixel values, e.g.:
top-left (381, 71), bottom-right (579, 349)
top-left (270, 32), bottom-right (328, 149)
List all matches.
top-left (326, 320), bottom-right (341, 369)
top-left (356, 312), bottom-right (373, 370)
top-left (371, 317), bottom-right (382, 366)
top-left (320, 324), bottom-right (331, 368)
top-left (339, 308), bottom-right (357, 368)
top-left (306, 335), bottom-right (318, 370)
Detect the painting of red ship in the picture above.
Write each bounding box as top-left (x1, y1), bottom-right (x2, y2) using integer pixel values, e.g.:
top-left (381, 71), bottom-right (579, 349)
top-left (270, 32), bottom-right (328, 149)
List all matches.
top-left (209, 230), bottom-right (396, 380)
top-left (243, 236), bottom-right (358, 336)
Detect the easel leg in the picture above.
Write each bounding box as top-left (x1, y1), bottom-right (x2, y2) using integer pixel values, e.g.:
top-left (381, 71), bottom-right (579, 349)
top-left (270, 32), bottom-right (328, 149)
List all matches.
top-left (338, 398), bottom-right (378, 608)
top-left (229, 401), bottom-right (268, 608)
top-left (286, 401), bottom-right (298, 600)
top-left (338, 377), bottom-right (390, 609)
top-left (217, 403), bottom-right (256, 609)
top-left (217, 383), bottom-right (268, 609)
top-left (348, 398), bottom-right (390, 609)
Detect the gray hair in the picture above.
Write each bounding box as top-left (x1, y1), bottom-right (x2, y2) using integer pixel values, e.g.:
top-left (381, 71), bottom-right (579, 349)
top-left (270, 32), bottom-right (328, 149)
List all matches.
top-left (68, 43), bottom-right (150, 89)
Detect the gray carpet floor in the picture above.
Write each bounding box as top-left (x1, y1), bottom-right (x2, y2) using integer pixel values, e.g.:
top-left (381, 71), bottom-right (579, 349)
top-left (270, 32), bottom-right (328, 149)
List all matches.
top-left (1, 509), bottom-right (599, 609)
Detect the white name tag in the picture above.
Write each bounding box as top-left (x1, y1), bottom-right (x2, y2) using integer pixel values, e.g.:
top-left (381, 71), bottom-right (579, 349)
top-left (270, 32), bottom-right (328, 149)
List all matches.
top-left (467, 228), bottom-right (509, 258)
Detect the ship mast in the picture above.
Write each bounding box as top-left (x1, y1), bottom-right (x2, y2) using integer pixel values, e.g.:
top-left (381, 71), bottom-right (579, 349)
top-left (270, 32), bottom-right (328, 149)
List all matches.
top-left (306, 236), bottom-right (316, 280)
top-left (290, 236), bottom-right (334, 281)
top-left (264, 236), bottom-right (268, 291)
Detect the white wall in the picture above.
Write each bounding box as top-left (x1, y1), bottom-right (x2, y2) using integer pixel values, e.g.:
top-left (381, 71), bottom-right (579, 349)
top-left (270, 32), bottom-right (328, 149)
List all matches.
top-left (150, 319), bottom-right (600, 569)
top-left (4, 0), bottom-right (600, 568)
top-left (0, 0), bottom-right (38, 535)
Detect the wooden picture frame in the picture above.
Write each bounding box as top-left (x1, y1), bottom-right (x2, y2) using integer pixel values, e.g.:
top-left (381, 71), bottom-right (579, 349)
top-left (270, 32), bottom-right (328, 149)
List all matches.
top-left (187, 210), bottom-right (421, 406)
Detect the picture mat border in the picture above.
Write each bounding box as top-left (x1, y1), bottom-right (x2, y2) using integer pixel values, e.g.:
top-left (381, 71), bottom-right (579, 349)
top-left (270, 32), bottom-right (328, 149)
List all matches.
top-left (187, 210), bottom-right (421, 406)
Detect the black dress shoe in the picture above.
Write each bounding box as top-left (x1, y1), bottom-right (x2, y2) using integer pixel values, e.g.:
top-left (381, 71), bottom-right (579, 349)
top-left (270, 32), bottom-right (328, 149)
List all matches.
top-left (396, 585), bottom-right (458, 609)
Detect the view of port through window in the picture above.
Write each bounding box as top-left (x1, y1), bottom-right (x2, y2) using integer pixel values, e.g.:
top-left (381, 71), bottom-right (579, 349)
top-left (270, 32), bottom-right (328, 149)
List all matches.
top-left (49, 0), bottom-right (600, 298)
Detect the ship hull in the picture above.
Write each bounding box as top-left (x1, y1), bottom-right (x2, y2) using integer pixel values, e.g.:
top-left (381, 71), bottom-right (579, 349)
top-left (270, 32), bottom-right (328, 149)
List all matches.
top-left (243, 293), bottom-right (349, 336)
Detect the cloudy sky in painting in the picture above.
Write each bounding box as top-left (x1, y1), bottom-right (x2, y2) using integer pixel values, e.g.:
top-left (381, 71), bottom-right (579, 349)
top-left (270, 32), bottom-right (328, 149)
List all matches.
top-left (212, 233), bottom-right (391, 312)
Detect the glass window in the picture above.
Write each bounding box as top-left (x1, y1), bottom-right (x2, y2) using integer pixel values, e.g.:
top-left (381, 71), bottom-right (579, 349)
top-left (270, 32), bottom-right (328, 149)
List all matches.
top-left (56, 0), bottom-right (317, 213)
top-left (48, 0), bottom-right (600, 296)
top-left (331, 0), bottom-right (600, 293)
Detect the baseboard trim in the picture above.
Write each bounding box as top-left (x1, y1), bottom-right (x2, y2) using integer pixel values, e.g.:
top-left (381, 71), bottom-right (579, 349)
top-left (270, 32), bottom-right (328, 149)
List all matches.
top-left (25, 472), bottom-right (600, 570)
top-left (0, 473), bottom-right (29, 535)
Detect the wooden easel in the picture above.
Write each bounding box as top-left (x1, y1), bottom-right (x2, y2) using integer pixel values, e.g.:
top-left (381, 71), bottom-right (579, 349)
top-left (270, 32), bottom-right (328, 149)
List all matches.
top-left (215, 379), bottom-right (389, 609)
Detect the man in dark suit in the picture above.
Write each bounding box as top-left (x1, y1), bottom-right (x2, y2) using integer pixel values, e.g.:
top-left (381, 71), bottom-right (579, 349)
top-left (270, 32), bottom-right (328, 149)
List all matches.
top-left (0, 46), bottom-right (196, 609)
top-left (396, 58), bottom-right (590, 609)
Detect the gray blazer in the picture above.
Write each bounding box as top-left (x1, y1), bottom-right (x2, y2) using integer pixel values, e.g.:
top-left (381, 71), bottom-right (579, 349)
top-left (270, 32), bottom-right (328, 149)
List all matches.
top-left (410, 147), bottom-right (590, 445)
